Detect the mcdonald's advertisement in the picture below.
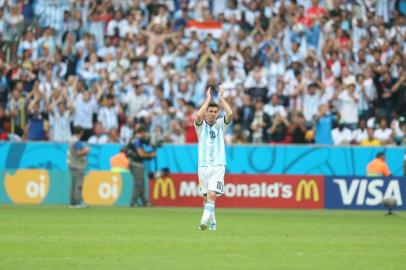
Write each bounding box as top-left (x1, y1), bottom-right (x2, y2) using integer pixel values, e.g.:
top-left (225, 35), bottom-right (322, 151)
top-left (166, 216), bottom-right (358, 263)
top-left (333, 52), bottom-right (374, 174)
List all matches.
top-left (150, 174), bottom-right (324, 208)
top-left (3, 169), bottom-right (406, 210)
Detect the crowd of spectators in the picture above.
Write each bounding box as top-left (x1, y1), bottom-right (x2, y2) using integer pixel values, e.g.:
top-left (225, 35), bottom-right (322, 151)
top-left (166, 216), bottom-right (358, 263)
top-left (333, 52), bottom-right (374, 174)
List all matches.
top-left (0, 0), bottom-right (405, 146)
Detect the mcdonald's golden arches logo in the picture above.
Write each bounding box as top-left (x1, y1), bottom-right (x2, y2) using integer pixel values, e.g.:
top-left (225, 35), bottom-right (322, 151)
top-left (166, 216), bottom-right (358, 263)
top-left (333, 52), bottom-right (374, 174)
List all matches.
top-left (5, 170), bottom-right (50, 204)
top-left (296, 179), bottom-right (319, 202)
top-left (153, 177), bottom-right (176, 200)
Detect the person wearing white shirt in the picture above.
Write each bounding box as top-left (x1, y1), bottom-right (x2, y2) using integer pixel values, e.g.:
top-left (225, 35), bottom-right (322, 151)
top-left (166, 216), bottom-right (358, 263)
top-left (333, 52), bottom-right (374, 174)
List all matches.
top-left (98, 95), bottom-right (119, 132)
top-left (320, 77), bottom-right (342, 106)
top-left (125, 83), bottom-right (148, 120)
top-left (224, 0), bottom-right (241, 21)
top-left (120, 116), bottom-right (134, 145)
top-left (39, 69), bottom-right (58, 99)
top-left (356, 72), bottom-right (376, 118)
top-left (146, 45), bottom-right (168, 84)
top-left (352, 119), bottom-right (368, 144)
top-left (302, 83), bottom-right (321, 125)
top-left (374, 118), bottom-right (394, 145)
top-left (48, 102), bottom-right (72, 142)
top-left (222, 68), bottom-right (243, 94)
top-left (106, 10), bottom-right (122, 36)
top-left (88, 122), bottom-right (109, 144)
top-left (73, 91), bottom-right (98, 140)
top-left (97, 36), bottom-right (116, 58)
top-left (264, 95), bottom-right (287, 119)
top-left (244, 1), bottom-right (260, 26)
top-left (332, 124), bottom-right (353, 145)
top-left (244, 68), bottom-right (268, 89)
top-left (336, 84), bottom-right (359, 129)
top-left (268, 52), bottom-right (286, 95)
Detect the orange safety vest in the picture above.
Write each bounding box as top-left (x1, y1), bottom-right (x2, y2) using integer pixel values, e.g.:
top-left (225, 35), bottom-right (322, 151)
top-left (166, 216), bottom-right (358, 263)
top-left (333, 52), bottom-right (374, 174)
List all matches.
top-left (366, 158), bottom-right (391, 177)
top-left (110, 152), bottom-right (129, 170)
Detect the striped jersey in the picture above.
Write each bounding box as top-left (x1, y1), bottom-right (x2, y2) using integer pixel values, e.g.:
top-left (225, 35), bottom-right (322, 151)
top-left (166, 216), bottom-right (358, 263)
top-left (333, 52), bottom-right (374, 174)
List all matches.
top-left (195, 116), bottom-right (231, 167)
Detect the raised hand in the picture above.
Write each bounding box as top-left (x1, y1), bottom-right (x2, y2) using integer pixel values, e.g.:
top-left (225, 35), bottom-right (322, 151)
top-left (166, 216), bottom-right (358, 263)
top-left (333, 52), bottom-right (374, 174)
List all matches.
top-left (206, 87), bottom-right (212, 101)
top-left (218, 85), bottom-right (224, 99)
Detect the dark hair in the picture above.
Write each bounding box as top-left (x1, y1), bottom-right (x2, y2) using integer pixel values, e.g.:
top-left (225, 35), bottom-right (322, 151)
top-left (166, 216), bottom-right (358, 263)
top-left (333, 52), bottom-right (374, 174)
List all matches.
top-left (187, 101), bottom-right (195, 108)
top-left (136, 126), bottom-right (146, 133)
top-left (376, 152), bottom-right (385, 158)
top-left (207, 101), bottom-right (218, 110)
top-left (73, 126), bottom-right (83, 135)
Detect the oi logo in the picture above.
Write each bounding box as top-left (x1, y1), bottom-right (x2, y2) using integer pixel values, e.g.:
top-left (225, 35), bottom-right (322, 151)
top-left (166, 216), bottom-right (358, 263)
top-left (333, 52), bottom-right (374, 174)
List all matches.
top-left (82, 171), bottom-right (122, 205)
top-left (5, 170), bottom-right (50, 204)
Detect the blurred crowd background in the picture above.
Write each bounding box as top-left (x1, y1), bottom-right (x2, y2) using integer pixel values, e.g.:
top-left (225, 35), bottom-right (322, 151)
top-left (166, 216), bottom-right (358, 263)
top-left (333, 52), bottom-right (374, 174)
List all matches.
top-left (0, 0), bottom-right (406, 146)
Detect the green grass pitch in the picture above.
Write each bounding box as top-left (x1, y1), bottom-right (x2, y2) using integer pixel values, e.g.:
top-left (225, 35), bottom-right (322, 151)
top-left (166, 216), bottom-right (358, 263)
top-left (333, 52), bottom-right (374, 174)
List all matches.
top-left (0, 206), bottom-right (405, 270)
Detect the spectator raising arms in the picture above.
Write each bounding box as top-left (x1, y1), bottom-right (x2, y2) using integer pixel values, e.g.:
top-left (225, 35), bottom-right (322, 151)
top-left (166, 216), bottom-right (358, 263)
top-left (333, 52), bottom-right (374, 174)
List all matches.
top-left (0, 0), bottom-right (403, 145)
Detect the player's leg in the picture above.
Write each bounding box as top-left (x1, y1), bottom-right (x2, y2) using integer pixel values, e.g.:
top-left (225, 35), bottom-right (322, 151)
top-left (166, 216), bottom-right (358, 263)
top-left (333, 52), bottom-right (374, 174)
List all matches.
top-left (200, 166), bottom-right (224, 229)
top-left (202, 194), bottom-right (217, 228)
top-left (69, 167), bottom-right (88, 208)
top-left (129, 162), bottom-right (146, 207)
top-left (69, 167), bottom-right (79, 206)
top-left (198, 167), bottom-right (210, 230)
top-left (200, 190), bottom-right (216, 230)
top-left (208, 166), bottom-right (225, 230)
top-left (204, 194), bottom-right (216, 230)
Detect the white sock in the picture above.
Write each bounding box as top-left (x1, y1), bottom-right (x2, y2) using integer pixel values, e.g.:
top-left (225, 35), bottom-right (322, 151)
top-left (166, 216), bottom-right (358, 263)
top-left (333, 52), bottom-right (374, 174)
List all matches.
top-left (200, 200), bottom-right (215, 225)
top-left (210, 210), bottom-right (216, 225)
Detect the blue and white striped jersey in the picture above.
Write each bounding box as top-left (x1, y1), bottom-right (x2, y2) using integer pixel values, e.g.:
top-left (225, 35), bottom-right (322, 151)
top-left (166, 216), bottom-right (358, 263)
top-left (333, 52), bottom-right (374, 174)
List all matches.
top-left (194, 116), bottom-right (231, 167)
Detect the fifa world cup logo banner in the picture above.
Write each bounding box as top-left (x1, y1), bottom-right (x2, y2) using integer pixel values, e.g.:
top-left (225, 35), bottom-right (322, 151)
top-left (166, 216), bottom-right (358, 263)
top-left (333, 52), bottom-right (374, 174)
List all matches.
top-left (5, 170), bottom-right (50, 204)
top-left (82, 171), bottom-right (122, 205)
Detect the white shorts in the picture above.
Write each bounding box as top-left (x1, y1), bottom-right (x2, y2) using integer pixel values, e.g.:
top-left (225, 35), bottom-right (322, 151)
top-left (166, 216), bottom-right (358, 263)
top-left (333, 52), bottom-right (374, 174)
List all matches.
top-left (198, 166), bottom-right (225, 196)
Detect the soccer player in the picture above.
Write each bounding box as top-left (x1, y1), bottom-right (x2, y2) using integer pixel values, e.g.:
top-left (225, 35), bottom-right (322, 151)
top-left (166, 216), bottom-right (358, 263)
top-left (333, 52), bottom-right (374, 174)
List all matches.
top-left (194, 85), bottom-right (232, 230)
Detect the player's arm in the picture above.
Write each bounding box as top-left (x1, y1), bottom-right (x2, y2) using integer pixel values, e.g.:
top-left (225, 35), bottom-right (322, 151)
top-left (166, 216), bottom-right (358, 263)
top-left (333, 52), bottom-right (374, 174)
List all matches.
top-left (218, 85), bottom-right (233, 124)
top-left (136, 147), bottom-right (156, 159)
top-left (74, 141), bottom-right (90, 157)
top-left (382, 163), bottom-right (391, 177)
top-left (195, 87), bottom-right (212, 125)
top-left (134, 139), bottom-right (156, 159)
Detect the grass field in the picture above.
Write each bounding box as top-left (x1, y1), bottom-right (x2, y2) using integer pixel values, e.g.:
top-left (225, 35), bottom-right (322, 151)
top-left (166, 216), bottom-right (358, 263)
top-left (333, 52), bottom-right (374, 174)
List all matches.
top-left (0, 206), bottom-right (405, 270)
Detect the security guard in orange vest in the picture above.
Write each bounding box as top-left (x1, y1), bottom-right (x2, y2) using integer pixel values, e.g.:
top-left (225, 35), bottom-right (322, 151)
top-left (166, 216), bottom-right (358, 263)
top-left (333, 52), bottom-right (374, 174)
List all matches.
top-left (366, 152), bottom-right (391, 177)
top-left (110, 148), bottom-right (130, 172)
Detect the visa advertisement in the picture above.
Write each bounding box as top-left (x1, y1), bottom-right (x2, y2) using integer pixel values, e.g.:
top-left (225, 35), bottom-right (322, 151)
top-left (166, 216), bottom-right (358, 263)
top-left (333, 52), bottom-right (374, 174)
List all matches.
top-left (324, 176), bottom-right (406, 210)
top-left (150, 174), bottom-right (324, 209)
top-left (2, 170), bottom-right (406, 210)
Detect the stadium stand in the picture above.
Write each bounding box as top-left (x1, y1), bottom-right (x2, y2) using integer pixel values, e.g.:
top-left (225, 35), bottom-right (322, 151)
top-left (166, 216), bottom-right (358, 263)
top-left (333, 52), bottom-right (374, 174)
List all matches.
top-left (0, 0), bottom-right (405, 145)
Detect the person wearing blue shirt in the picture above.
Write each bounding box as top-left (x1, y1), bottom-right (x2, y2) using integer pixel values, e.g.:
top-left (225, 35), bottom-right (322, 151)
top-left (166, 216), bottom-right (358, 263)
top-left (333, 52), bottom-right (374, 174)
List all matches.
top-left (67, 126), bottom-right (90, 208)
top-left (315, 104), bottom-right (337, 145)
top-left (125, 126), bottom-right (156, 207)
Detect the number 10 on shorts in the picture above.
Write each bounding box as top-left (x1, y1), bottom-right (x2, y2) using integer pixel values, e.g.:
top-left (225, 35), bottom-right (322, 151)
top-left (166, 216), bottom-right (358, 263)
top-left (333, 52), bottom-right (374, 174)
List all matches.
top-left (217, 181), bottom-right (223, 192)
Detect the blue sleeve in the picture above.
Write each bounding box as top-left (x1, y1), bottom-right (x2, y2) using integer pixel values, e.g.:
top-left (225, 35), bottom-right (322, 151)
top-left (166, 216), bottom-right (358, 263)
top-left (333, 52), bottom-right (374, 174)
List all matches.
top-left (133, 139), bottom-right (142, 150)
top-left (74, 141), bottom-right (84, 151)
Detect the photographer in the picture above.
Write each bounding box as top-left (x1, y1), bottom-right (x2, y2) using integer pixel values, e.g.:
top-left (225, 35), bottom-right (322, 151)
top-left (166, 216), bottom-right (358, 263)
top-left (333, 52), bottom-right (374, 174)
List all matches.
top-left (126, 126), bottom-right (156, 207)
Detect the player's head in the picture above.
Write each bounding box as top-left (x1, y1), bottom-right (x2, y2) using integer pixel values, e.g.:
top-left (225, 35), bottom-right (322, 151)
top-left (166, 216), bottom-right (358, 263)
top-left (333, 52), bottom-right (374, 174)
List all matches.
top-left (136, 125), bottom-right (146, 135)
top-left (206, 101), bottom-right (219, 123)
top-left (73, 126), bottom-right (84, 138)
top-left (376, 152), bottom-right (385, 161)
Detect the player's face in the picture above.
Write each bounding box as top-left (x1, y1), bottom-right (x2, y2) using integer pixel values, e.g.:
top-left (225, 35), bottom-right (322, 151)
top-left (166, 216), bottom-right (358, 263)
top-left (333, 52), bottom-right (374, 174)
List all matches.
top-left (206, 106), bottom-right (218, 123)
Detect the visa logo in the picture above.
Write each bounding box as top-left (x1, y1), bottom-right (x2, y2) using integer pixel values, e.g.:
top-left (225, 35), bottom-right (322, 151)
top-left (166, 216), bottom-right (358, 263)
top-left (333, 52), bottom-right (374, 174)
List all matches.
top-left (333, 179), bottom-right (403, 206)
